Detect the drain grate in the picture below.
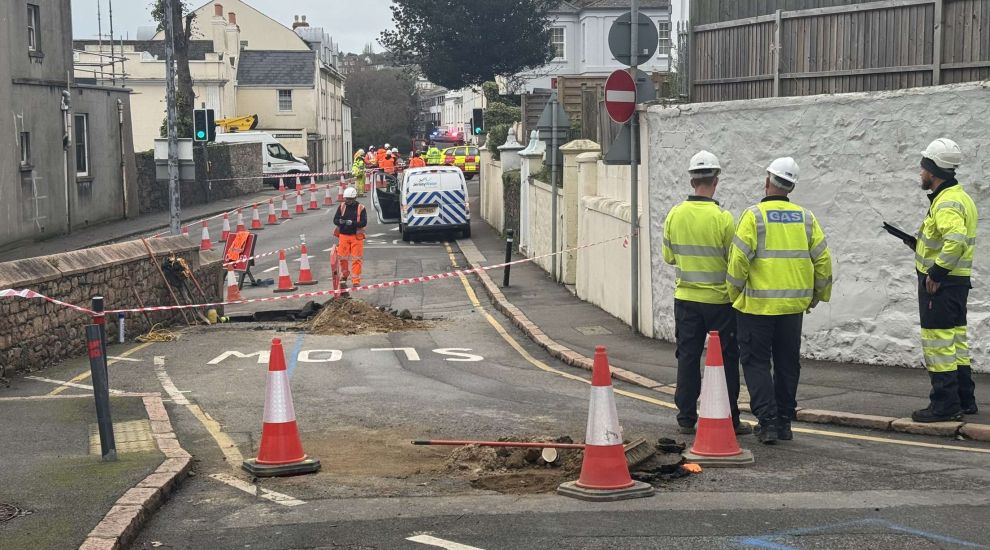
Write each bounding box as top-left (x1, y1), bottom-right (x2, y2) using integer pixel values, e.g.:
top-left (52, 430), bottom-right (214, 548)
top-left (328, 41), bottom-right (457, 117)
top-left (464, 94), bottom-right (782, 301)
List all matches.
top-left (0, 503), bottom-right (28, 522)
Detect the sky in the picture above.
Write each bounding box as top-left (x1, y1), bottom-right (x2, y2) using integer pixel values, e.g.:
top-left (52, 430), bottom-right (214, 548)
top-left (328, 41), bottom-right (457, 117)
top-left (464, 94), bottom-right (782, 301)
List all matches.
top-left (70, 0), bottom-right (394, 54)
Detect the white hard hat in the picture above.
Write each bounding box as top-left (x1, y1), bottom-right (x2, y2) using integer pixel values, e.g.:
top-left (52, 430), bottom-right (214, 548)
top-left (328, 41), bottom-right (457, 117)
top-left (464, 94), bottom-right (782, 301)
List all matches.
top-left (767, 157), bottom-right (799, 188)
top-left (688, 150), bottom-right (721, 174)
top-left (343, 187), bottom-right (358, 199)
top-left (391, 148), bottom-right (398, 153)
top-left (384, 143), bottom-right (391, 149)
top-left (921, 138), bottom-right (962, 170)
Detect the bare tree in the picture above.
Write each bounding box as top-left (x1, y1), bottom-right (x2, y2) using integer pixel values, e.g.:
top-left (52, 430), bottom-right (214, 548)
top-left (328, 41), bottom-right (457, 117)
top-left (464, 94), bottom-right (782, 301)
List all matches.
top-left (153, 0), bottom-right (196, 138)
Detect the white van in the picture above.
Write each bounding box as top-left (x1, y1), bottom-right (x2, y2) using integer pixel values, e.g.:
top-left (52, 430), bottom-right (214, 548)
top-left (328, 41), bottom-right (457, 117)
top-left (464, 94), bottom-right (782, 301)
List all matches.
top-left (372, 166), bottom-right (470, 241)
top-left (214, 131), bottom-right (310, 186)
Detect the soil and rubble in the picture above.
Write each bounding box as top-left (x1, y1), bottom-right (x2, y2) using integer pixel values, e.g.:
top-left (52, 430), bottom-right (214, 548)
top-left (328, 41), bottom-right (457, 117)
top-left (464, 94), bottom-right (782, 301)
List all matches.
top-left (301, 298), bottom-right (430, 336)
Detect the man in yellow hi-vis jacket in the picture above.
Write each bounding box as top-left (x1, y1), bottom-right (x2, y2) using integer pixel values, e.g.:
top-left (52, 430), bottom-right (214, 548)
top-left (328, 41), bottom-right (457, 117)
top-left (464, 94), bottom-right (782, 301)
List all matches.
top-left (727, 157), bottom-right (832, 444)
top-left (662, 151), bottom-right (751, 437)
top-left (908, 138), bottom-right (978, 423)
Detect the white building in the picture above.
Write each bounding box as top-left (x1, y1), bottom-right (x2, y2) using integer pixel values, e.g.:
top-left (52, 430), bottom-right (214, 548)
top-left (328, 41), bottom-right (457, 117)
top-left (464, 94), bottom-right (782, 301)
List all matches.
top-left (514, 0), bottom-right (673, 92)
top-left (441, 87), bottom-right (485, 141)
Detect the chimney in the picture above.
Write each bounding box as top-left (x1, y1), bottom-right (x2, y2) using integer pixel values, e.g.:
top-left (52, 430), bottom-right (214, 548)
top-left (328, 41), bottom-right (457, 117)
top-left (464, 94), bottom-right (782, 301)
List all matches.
top-left (214, 3), bottom-right (223, 17)
top-left (292, 15), bottom-right (309, 29)
top-left (228, 11), bottom-right (237, 25)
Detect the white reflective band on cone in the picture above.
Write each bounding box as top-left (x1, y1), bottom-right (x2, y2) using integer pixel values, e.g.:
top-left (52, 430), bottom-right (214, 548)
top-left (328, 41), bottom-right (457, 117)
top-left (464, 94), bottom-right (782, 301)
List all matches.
top-left (279, 258), bottom-right (290, 277)
top-left (226, 270), bottom-right (237, 287)
top-left (263, 371), bottom-right (297, 423)
top-left (585, 386), bottom-right (623, 446)
top-left (300, 254), bottom-right (311, 270)
top-left (699, 366), bottom-right (732, 419)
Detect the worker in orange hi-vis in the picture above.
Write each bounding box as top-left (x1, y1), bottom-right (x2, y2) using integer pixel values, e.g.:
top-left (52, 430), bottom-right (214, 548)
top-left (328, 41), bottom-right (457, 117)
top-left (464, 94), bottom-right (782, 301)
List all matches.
top-left (333, 187), bottom-right (367, 291)
top-left (380, 151), bottom-right (396, 175)
top-left (376, 143), bottom-right (389, 167)
top-left (409, 151), bottom-right (426, 168)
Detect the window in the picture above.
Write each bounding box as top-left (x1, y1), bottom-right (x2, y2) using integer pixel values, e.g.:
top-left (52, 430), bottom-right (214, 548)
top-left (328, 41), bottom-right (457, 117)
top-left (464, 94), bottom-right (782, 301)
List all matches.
top-left (551, 26), bottom-right (565, 60)
top-left (19, 132), bottom-right (30, 166)
top-left (277, 89), bottom-right (293, 112)
top-left (658, 20), bottom-right (671, 56)
top-left (580, 22), bottom-right (586, 62)
top-left (74, 114), bottom-right (89, 176)
top-left (266, 143), bottom-right (294, 161)
top-left (27, 4), bottom-right (40, 52)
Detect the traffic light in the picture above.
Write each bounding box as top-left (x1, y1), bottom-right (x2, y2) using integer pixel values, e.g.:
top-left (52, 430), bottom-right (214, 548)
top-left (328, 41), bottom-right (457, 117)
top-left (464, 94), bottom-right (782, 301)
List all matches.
top-left (193, 108), bottom-right (216, 142)
top-left (472, 108), bottom-right (484, 135)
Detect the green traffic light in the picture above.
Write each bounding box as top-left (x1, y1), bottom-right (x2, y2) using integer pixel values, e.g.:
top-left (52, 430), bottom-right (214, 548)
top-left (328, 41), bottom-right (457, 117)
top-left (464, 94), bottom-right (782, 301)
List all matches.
top-left (196, 131), bottom-right (206, 139)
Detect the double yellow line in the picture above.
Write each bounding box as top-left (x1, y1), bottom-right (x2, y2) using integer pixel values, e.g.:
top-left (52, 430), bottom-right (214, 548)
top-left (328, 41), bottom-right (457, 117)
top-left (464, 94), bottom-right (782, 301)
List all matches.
top-left (443, 243), bottom-right (990, 456)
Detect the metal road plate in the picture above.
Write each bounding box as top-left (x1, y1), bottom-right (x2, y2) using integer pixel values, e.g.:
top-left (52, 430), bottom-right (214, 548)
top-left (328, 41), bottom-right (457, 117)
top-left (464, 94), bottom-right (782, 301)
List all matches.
top-left (575, 325), bottom-right (613, 336)
top-left (89, 419), bottom-right (156, 455)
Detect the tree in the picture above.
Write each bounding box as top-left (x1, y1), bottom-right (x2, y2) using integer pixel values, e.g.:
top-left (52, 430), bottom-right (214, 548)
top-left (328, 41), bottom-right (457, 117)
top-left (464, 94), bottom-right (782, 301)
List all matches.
top-left (153, 0), bottom-right (196, 139)
top-left (346, 69), bottom-right (418, 152)
top-left (380, 0), bottom-right (556, 90)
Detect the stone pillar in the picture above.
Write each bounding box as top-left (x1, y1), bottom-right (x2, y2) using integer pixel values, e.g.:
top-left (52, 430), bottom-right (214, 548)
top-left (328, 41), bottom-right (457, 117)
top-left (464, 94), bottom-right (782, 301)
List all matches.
top-left (498, 130), bottom-right (525, 172)
top-left (559, 140), bottom-right (601, 285)
top-left (517, 131), bottom-right (546, 255)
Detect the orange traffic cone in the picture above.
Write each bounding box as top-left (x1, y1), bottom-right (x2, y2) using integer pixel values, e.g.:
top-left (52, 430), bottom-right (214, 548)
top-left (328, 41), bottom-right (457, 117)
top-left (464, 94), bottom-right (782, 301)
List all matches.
top-left (200, 221), bottom-right (212, 251)
top-left (250, 204), bottom-right (264, 230)
top-left (266, 198), bottom-right (279, 225)
top-left (337, 175), bottom-right (345, 203)
top-left (225, 268), bottom-right (242, 301)
top-left (273, 249), bottom-right (297, 293)
top-left (278, 177), bottom-right (286, 193)
top-left (295, 176), bottom-right (303, 194)
top-left (235, 209), bottom-right (246, 232)
top-left (181, 225), bottom-right (190, 237)
top-left (558, 346), bottom-right (654, 501)
top-left (329, 245), bottom-right (341, 292)
top-left (242, 338), bottom-right (321, 477)
top-left (323, 183), bottom-right (334, 206)
top-left (294, 191), bottom-right (305, 214)
top-left (308, 182), bottom-right (319, 210)
top-left (296, 243), bottom-right (317, 286)
top-left (682, 331), bottom-right (754, 467)
top-left (280, 194), bottom-right (291, 220)
top-left (219, 212), bottom-right (231, 242)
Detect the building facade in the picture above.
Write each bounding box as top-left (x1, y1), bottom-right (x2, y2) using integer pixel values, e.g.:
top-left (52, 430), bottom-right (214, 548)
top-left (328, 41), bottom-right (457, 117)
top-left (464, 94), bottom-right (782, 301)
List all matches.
top-left (4, 0), bottom-right (137, 251)
top-left (514, 0), bottom-right (673, 92)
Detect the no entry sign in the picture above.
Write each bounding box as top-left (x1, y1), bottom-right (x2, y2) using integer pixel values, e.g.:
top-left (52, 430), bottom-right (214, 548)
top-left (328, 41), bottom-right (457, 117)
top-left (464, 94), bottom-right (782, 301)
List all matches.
top-left (605, 70), bottom-right (637, 124)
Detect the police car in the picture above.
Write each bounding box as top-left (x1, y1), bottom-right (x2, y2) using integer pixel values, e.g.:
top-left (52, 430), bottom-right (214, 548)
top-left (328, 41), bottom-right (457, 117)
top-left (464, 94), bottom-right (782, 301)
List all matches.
top-left (371, 166), bottom-right (470, 241)
top-left (442, 146), bottom-right (480, 179)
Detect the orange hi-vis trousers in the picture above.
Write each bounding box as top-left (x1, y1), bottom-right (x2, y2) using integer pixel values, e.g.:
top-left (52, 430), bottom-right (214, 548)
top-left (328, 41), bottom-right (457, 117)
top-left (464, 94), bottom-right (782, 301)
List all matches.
top-left (338, 234), bottom-right (364, 286)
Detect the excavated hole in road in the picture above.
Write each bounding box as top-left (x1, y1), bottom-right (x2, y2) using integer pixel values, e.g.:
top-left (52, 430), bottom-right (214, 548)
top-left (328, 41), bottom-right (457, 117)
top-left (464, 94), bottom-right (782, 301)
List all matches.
top-left (224, 299), bottom-right (434, 335)
top-left (444, 436), bottom-right (692, 495)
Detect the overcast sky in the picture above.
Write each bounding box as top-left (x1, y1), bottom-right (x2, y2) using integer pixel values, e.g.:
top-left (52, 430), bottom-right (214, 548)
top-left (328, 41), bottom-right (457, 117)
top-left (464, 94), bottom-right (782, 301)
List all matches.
top-left (70, 0), bottom-right (394, 54)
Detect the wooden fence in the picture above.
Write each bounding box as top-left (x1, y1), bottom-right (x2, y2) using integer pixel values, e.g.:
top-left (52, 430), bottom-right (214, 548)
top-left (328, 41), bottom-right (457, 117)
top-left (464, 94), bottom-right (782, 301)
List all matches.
top-left (687, 0), bottom-right (990, 102)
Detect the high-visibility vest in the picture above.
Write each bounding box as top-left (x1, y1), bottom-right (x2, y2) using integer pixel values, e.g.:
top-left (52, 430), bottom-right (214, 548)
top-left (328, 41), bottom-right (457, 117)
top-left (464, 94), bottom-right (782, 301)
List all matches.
top-left (410, 157), bottom-right (426, 168)
top-left (380, 156), bottom-right (396, 174)
top-left (334, 203), bottom-right (366, 240)
top-left (727, 198), bottom-right (832, 315)
top-left (662, 197), bottom-right (734, 304)
top-left (915, 181), bottom-right (977, 279)
top-left (426, 147), bottom-right (442, 165)
top-left (351, 158), bottom-right (365, 178)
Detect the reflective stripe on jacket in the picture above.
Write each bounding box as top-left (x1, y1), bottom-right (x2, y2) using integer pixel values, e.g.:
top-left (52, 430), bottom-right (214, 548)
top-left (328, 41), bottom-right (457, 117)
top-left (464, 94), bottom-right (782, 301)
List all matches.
top-left (661, 197), bottom-right (734, 304)
top-left (915, 182), bottom-right (977, 280)
top-left (727, 197), bottom-right (832, 315)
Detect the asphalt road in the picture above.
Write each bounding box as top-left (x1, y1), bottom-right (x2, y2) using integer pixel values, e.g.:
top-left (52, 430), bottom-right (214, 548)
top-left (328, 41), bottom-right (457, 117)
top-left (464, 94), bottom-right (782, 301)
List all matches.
top-left (17, 180), bottom-right (990, 549)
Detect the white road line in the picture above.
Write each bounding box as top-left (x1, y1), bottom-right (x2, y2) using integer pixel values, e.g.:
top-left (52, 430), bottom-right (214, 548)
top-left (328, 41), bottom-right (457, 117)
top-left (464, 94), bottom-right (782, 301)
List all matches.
top-left (154, 356), bottom-right (190, 405)
top-left (371, 347), bottom-right (420, 361)
top-left (107, 356), bottom-right (142, 363)
top-left (209, 473), bottom-right (306, 507)
top-left (407, 535), bottom-right (485, 550)
top-left (262, 265), bottom-right (280, 273)
top-left (292, 255), bottom-right (314, 262)
top-left (24, 376), bottom-right (127, 394)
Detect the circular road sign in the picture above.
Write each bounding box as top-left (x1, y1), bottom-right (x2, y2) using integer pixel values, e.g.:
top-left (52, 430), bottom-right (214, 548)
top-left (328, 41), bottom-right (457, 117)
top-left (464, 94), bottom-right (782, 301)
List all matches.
top-left (608, 11), bottom-right (659, 66)
top-left (605, 70), bottom-right (637, 124)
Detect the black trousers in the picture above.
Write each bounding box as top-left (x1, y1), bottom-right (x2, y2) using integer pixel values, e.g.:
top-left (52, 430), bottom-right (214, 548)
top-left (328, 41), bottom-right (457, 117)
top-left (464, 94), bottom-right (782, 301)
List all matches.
top-left (737, 311), bottom-right (803, 424)
top-left (918, 277), bottom-right (974, 414)
top-left (674, 299), bottom-right (742, 427)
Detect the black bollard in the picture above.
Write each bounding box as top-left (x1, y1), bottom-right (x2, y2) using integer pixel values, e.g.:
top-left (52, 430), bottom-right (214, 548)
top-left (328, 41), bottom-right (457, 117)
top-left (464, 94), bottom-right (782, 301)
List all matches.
top-left (86, 324), bottom-right (117, 461)
top-left (503, 229), bottom-right (514, 288)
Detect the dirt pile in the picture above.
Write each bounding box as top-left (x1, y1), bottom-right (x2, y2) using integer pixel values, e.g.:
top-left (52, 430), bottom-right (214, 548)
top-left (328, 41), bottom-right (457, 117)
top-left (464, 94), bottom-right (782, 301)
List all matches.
top-left (303, 299), bottom-right (429, 336)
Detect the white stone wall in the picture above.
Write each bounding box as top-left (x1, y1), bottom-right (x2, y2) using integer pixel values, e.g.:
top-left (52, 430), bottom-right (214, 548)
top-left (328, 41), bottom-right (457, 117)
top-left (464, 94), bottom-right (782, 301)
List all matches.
top-left (527, 180), bottom-right (561, 274)
top-left (645, 82), bottom-right (990, 372)
top-left (479, 151), bottom-right (504, 232)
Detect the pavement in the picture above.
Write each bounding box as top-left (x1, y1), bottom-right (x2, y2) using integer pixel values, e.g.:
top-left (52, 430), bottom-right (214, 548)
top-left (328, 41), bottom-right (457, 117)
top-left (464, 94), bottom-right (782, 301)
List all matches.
top-left (2, 178), bottom-right (990, 549)
top-left (462, 217), bottom-right (990, 440)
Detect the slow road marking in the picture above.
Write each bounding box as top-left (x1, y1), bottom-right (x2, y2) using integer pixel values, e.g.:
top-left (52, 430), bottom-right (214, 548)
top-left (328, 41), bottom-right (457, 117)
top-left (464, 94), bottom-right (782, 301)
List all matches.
top-left (407, 534), bottom-right (485, 550)
top-left (443, 243), bottom-right (990, 456)
top-left (209, 473), bottom-right (305, 507)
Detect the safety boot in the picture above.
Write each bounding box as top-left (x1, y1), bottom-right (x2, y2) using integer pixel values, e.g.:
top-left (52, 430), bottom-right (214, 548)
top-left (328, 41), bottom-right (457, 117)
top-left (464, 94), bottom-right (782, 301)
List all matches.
top-left (754, 419), bottom-right (778, 445)
top-left (733, 422), bottom-right (753, 435)
top-left (911, 407), bottom-right (962, 423)
top-left (777, 418), bottom-right (793, 441)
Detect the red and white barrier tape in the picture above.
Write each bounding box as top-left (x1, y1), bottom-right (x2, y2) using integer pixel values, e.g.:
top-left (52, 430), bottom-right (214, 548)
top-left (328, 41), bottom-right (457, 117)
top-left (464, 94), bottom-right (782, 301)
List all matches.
top-left (0, 235), bottom-right (628, 316)
top-left (203, 169), bottom-right (356, 184)
top-left (222, 243), bottom-right (302, 268)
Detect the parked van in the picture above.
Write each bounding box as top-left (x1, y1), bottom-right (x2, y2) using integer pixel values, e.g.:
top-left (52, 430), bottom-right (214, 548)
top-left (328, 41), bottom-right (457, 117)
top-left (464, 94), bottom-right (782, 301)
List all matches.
top-left (372, 166), bottom-right (470, 241)
top-left (214, 131), bottom-right (309, 186)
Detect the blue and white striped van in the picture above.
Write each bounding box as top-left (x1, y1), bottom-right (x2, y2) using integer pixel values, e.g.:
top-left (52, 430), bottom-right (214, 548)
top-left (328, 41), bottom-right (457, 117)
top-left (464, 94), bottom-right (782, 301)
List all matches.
top-left (399, 167), bottom-right (471, 240)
